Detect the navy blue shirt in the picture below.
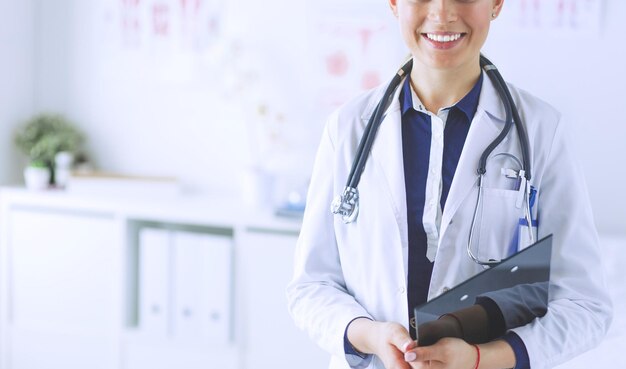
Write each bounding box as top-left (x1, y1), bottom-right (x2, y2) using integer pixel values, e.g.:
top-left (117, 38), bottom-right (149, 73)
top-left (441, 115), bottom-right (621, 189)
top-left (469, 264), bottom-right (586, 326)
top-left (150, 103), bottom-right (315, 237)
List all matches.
top-left (402, 73), bottom-right (482, 339)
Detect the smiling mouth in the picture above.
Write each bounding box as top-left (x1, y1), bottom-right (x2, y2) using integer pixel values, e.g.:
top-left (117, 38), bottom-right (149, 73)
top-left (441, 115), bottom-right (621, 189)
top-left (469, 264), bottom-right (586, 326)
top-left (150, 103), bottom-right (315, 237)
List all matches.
top-left (422, 33), bottom-right (466, 43)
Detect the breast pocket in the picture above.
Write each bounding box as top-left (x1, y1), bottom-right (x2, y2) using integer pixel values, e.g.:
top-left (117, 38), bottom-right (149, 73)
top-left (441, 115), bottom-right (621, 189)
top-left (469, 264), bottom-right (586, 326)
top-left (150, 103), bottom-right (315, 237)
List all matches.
top-left (472, 188), bottom-right (524, 262)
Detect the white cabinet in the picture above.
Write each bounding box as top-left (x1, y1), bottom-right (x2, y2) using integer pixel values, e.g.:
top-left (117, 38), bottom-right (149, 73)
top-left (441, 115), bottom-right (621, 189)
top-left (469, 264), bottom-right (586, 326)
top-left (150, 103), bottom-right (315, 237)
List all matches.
top-left (4, 208), bottom-right (121, 369)
top-left (0, 189), bottom-right (315, 369)
top-left (239, 229), bottom-right (328, 369)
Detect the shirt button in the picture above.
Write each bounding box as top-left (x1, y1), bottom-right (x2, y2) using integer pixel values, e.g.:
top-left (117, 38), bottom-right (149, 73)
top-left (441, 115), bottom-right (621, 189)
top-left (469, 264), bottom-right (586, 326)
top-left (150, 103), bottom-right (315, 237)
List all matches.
top-left (398, 286), bottom-right (406, 294)
top-left (442, 287), bottom-right (450, 293)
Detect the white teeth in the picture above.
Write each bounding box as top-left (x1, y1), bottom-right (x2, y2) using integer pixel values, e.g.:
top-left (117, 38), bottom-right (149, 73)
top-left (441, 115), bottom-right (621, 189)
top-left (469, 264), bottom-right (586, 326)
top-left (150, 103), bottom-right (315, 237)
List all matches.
top-left (426, 33), bottom-right (461, 42)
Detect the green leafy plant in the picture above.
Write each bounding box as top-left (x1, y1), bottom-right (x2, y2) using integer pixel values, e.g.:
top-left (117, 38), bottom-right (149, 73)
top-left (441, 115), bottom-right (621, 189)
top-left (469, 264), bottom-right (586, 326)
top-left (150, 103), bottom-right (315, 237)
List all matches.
top-left (14, 114), bottom-right (84, 166)
top-left (28, 160), bottom-right (48, 168)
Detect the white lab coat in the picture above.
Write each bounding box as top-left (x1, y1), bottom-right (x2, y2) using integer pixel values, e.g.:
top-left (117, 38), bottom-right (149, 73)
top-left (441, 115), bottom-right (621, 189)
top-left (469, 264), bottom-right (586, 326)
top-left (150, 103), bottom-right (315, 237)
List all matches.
top-left (287, 73), bottom-right (612, 369)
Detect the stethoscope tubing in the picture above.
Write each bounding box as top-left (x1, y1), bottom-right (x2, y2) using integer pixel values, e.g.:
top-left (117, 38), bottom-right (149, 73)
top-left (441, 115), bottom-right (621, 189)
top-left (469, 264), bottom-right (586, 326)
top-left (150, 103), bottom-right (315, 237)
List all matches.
top-left (477, 56), bottom-right (515, 176)
top-left (332, 55), bottom-right (535, 263)
top-left (344, 55), bottom-right (531, 191)
top-left (481, 55), bottom-right (532, 181)
top-left (347, 59), bottom-right (413, 189)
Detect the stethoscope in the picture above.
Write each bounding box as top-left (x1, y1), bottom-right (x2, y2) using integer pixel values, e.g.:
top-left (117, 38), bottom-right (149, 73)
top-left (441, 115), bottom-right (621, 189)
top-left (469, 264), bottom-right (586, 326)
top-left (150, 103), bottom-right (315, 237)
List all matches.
top-left (330, 55), bottom-right (535, 266)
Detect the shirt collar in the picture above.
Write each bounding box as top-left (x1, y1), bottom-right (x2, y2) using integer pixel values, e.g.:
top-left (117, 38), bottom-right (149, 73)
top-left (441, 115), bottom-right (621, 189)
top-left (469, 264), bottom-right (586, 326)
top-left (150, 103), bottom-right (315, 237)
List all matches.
top-left (454, 72), bottom-right (483, 121)
top-left (400, 76), bottom-right (426, 115)
top-left (400, 72), bottom-right (484, 122)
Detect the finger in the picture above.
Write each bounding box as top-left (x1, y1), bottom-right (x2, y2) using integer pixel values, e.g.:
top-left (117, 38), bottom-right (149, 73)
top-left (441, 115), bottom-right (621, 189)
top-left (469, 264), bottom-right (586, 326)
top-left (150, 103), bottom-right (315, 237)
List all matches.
top-left (387, 324), bottom-right (415, 353)
top-left (404, 347), bottom-right (438, 363)
top-left (405, 341), bottom-right (434, 362)
top-left (404, 344), bottom-right (427, 362)
top-left (403, 339), bottom-right (418, 352)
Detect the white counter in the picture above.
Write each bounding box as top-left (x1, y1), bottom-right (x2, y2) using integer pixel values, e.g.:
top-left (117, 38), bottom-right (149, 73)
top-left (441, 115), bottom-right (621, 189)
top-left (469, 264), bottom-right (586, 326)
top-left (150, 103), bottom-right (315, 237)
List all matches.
top-left (0, 185), bottom-right (325, 369)
top-left (0, 186), bottom-right (302, 234)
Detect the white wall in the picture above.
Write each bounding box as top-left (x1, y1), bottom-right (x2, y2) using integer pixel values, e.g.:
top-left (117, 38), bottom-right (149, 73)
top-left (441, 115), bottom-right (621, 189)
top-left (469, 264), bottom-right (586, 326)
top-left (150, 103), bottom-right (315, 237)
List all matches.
top-left (33, 0), bottom-right (251, 192)
top-left (33, 0), bottom-right (71, 113)
top-left (0, 0), bottom-right (35, 184)
top-left (30, 0), bottom-right (403, 195)
top-left (484, 0), bottom-right (626, 234)
top-left (29, 0), bottom-right (625, 232)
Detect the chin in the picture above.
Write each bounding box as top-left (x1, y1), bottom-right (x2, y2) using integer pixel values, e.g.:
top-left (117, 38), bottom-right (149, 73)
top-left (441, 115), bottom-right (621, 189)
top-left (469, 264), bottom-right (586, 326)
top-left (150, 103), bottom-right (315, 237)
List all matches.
top-left (416, 54), bottom-right (461, 70)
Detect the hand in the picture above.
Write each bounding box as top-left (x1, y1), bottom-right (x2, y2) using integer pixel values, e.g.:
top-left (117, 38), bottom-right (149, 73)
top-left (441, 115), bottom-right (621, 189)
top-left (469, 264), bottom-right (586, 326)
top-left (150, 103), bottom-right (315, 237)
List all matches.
top-left (373, 322), bottom-right (419, 369)
top-left (347, 319), bottom-right (417, 369)
top-left (404, 337), bottom-right (478, 369)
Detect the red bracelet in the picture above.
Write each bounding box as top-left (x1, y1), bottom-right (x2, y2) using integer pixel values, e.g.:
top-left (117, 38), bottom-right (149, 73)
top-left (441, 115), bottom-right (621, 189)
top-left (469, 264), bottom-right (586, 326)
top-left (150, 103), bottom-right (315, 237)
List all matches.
top-left (472, 344), bottom-right (481, 369)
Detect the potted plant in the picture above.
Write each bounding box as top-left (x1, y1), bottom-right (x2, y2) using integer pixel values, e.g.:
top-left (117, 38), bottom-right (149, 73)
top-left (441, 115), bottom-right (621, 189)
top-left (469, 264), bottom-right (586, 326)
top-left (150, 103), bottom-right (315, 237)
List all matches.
top-left (21, 160), bottom-right (50, 190)
top-left (14, 113), bottom-right (84, 190)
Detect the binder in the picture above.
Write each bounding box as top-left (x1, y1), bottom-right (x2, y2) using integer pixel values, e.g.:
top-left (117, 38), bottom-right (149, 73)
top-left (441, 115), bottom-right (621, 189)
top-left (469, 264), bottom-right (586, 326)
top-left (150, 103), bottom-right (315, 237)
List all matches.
top-left (138, 228), bottom-right (171, 336)
top-left (172, 231), bottom-right (232, 343)
top-left (414, 235), bottom-right (552, 338)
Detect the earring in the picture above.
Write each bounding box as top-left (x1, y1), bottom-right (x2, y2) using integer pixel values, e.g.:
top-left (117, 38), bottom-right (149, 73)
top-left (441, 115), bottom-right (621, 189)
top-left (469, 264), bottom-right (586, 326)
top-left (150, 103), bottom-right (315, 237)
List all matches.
top-left (492, 12), bottom-right (497, 18)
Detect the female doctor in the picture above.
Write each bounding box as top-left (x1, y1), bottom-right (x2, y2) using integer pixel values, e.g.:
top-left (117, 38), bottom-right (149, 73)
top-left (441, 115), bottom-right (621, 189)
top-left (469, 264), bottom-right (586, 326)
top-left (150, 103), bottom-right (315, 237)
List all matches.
top-left (287, 0), bottom-right (612, 368)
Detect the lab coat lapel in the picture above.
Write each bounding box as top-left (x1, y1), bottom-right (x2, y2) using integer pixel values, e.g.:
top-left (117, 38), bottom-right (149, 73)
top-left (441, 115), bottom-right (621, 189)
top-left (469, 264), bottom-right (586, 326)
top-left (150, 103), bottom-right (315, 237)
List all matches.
top-left (364, 85), bottom-right (409, 254)
top-left (439, 75), bottom-right (507, 241)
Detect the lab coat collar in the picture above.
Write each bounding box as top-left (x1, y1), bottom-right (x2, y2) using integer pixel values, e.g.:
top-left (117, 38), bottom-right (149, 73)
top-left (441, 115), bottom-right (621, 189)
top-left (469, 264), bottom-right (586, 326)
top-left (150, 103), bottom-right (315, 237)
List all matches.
top-left (477, 73), bottom-right (507, 122)
top-left (362, 67), bottom-right (506, 123)
top-left (359, 76), bottom-right (401, 121)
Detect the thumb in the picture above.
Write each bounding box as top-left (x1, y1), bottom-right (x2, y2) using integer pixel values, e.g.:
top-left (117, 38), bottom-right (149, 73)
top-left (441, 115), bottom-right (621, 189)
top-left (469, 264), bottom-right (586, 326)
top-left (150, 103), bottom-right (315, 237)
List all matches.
top-left (412, 345), bottom-right (442, 362)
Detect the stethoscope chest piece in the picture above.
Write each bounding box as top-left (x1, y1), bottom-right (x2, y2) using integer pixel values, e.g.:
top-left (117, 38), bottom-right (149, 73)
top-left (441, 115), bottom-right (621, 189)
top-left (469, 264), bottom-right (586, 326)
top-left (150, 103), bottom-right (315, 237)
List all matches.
top-left (331, 186), bottom-right (359, 223)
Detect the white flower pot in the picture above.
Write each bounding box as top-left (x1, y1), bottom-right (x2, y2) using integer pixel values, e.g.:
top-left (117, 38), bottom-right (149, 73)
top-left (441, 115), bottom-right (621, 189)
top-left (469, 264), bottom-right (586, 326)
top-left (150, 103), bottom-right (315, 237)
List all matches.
top-left (24, 166), bottom-right (51, 190)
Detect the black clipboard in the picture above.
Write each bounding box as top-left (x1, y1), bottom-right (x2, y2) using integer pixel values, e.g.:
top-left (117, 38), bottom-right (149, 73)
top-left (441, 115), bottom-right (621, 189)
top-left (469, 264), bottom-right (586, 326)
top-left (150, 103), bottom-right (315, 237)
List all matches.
top-left (414, 234), bottom-right (552, 336)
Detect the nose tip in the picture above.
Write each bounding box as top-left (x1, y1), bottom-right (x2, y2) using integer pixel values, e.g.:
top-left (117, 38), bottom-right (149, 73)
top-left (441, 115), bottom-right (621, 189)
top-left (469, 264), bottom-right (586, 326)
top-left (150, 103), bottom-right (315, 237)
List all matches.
top-left (428, 4), bottom-right (458, 23)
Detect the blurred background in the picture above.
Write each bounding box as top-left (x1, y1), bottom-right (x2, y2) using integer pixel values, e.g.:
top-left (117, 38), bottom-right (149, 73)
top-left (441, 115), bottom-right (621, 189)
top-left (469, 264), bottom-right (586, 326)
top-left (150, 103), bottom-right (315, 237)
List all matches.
top-left (0, 0), bottom-right (623, 369)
